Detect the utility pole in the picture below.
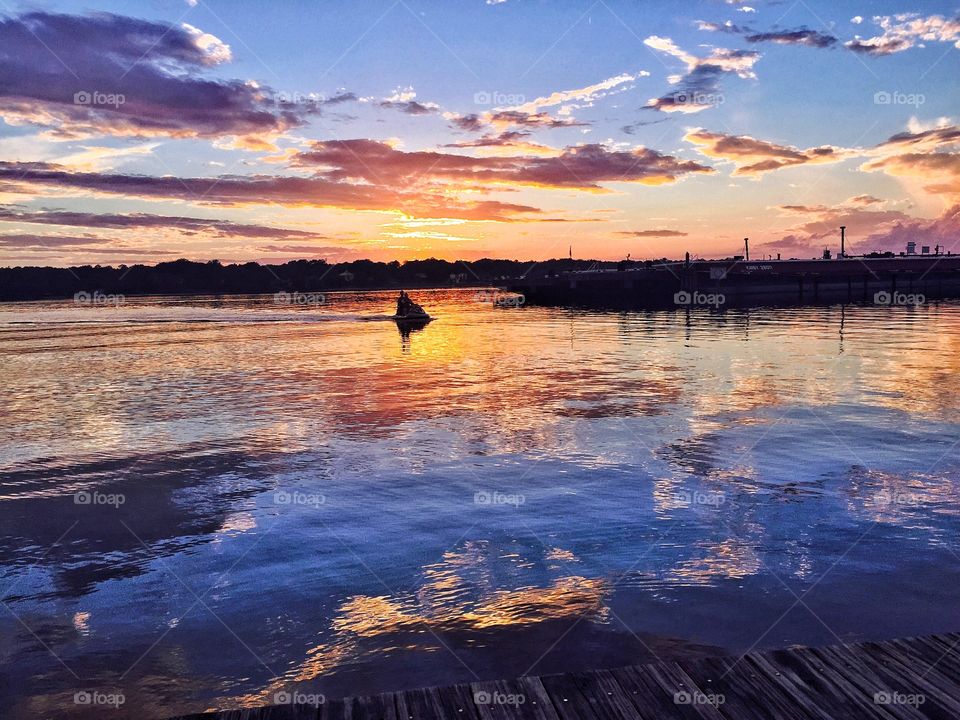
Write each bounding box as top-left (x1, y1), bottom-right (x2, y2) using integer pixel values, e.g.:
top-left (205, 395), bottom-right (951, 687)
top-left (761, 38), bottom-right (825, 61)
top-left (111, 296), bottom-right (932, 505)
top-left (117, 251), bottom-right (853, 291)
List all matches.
top-left (840, 225), bottom-right (846, 258)
top-left (744, 237), bottom-right (749, 261)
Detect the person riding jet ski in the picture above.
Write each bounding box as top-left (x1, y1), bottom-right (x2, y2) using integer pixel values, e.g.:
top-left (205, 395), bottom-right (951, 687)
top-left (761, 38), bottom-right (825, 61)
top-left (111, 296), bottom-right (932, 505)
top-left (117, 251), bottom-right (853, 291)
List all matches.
top-left (395, 291), bottom-right (428, 319)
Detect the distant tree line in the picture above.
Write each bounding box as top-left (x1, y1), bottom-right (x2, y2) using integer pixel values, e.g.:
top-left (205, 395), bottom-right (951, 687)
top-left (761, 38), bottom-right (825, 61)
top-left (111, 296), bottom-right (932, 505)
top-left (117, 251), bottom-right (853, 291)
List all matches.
top-left (0, 257), bottom-right (646, 301)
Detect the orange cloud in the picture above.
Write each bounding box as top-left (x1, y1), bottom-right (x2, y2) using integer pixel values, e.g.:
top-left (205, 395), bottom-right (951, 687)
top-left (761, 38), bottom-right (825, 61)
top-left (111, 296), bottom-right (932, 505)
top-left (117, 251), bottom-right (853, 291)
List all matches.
top-left (0, 160), bottom-right (541, 221)
top-left (862, 124), bottom-right (960, 199)
top-left (293, 139), bottom-right (713, 190)
top-left (684, 129), bottom-right (851, 175)
top-left (616, 229), bottom-right (688, 237)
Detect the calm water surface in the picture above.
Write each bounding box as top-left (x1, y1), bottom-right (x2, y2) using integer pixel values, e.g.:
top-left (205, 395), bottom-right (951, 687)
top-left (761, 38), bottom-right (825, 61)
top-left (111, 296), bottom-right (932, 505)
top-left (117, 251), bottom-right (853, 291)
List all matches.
top-left (1, 289), bottom-right (959, 718)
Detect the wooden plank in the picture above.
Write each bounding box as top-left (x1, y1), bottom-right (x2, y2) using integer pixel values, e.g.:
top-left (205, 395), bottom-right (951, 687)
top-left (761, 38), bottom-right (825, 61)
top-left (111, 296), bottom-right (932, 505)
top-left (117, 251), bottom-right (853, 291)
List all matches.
top-left (538, 672), bottom-right (603, 720)
top-left (853, 641), bottom-right (960, 719)
top-left (730, 652), bottom-right (835, 720)
top-left (910, 635), bottom-right (960, 679)
top-left (392, 686), bottom-right (448, 720)
top-left (795, 646), bottom-right (923, 720)
top-left (886, 636), bottom-right (960, 691)
top-left (743, 651), bottom-right (836, 720)
top-left (569, 668), bottom-right (664, 720)
top-left (342, 691), bottom-right (399, 720)
top-left (516, 677), bottom-right (565, 720)
top-left (435, 682), bottom-right (485, 720)
top-left (318, 697), bottom-right (347, 720)
top-left (468, 677), bottom-right (559, 720)
top-left (678, 655), bottom-right (822, 720)
top-left (608, 662), bottom-right (722, 719)
top-left (762, 647), bottom-right (898, 719)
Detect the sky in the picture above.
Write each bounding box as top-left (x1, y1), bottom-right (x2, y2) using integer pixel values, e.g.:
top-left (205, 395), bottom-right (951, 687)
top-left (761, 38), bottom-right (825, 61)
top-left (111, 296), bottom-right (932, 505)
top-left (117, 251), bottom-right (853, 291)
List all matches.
top-left (0, 0), bottom-right (958, 267)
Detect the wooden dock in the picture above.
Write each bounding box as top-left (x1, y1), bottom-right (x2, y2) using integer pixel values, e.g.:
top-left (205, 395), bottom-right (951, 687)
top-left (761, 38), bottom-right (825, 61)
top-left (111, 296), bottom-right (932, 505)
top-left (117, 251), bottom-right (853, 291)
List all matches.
top-left (172, 632), bottom-right (960, 719)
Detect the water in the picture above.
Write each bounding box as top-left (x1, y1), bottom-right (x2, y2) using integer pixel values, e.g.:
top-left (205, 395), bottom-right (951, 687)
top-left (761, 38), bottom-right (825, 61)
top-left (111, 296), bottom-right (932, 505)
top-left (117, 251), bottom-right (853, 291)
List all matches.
top-left (1, 289), bottom-right (959, 718)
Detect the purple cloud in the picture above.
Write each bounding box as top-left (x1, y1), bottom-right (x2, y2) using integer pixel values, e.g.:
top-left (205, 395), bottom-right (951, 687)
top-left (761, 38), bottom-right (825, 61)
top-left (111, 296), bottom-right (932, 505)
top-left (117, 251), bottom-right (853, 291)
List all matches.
top-left (0, 11), bottom-right (349, 142)
top-left (0, 207), bottom-right (326, 240)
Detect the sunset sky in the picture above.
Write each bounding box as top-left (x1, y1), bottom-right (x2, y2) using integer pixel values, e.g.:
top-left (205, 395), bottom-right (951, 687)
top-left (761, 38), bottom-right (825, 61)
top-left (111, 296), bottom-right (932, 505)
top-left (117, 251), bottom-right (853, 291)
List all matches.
top-left (0, 0), bottom-right (958, 266)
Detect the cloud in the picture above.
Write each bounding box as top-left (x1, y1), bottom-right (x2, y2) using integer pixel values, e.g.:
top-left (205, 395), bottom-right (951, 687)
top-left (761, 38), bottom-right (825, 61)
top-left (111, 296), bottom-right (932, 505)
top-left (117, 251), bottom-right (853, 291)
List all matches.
top-left (447, 113), bottom-right (486, 132)
top-left (695, 20), bottom-right (748, 34)
top-left (861, 153), bottom-right (960, 198)
top-left (0, 207), bottom-right (326, 240)
top-left (292, 139), bottom-right (713, 189)
top-left (444, 130), bottom-right (561, 156)
top-left (616, 229), bottom-right (688, 237)
top-left (487, 111), bottom-right (586, 129)
top-left (379, 87), bottom-right (440, 115)
top-left (851, 16), bottom-right (863, 25)
top-left (846, 13), bottom-right (960, 55)
top-left (860, 205), bottom-right (960, 251)
top-left (697, 20), bottom-right (837, 47)
top-left (447, 110), bottom-right (584, 132)
top-left (762, 199), bottom-right (960, 255)
top-left (503, 73), bottom-right (643, 115)
top-left (0, 160), bottom-right (542, 222)
top-left (870, 125), bottom-right (960, 153)
top-left (861, 124), bottom-right (960, 199)
top-left (0, 135), bottom-right (712, 226)
top-left (380, 100), bottom-right (439, 115)
top-left (0, 234), bottom-right (107, 248)
top-left (745, 29), bottom-right (837, 48)
top-left (684, 129), bottom-right (851, 175)
top-left (256, 244), bottom-right (361, 256)
top-left (620, 118), bottom-right (672, 134)
top-left (0, 11), bottom-right (335, 144)
top-left (446, 72), bottom-right (642, 133)
top-left (643, 37), bottom-right (759, 113)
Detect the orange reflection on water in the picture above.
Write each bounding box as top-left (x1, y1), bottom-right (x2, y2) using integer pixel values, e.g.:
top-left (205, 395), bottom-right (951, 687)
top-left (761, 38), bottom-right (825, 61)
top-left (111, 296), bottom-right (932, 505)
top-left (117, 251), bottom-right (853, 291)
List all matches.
top-left (844, 467), bottom-right (959, 526)
top-left (669, 537), bottom-right (763, 585)
top-left (227, 543), bottom-right (607, 709)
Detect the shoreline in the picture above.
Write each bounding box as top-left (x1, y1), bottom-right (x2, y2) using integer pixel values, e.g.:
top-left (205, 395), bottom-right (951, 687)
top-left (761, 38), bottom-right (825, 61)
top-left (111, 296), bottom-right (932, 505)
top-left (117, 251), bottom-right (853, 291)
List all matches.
top-left (169, 631), bottom-right (960, 719)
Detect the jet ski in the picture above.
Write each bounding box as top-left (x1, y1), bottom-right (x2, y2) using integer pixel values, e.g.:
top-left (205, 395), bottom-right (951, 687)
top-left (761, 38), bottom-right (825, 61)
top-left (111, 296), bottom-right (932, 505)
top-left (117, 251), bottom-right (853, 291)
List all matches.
top-left (392, 291), bottom-right (432, 322)
top-left (392, 309), bottom-right (432, 322)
